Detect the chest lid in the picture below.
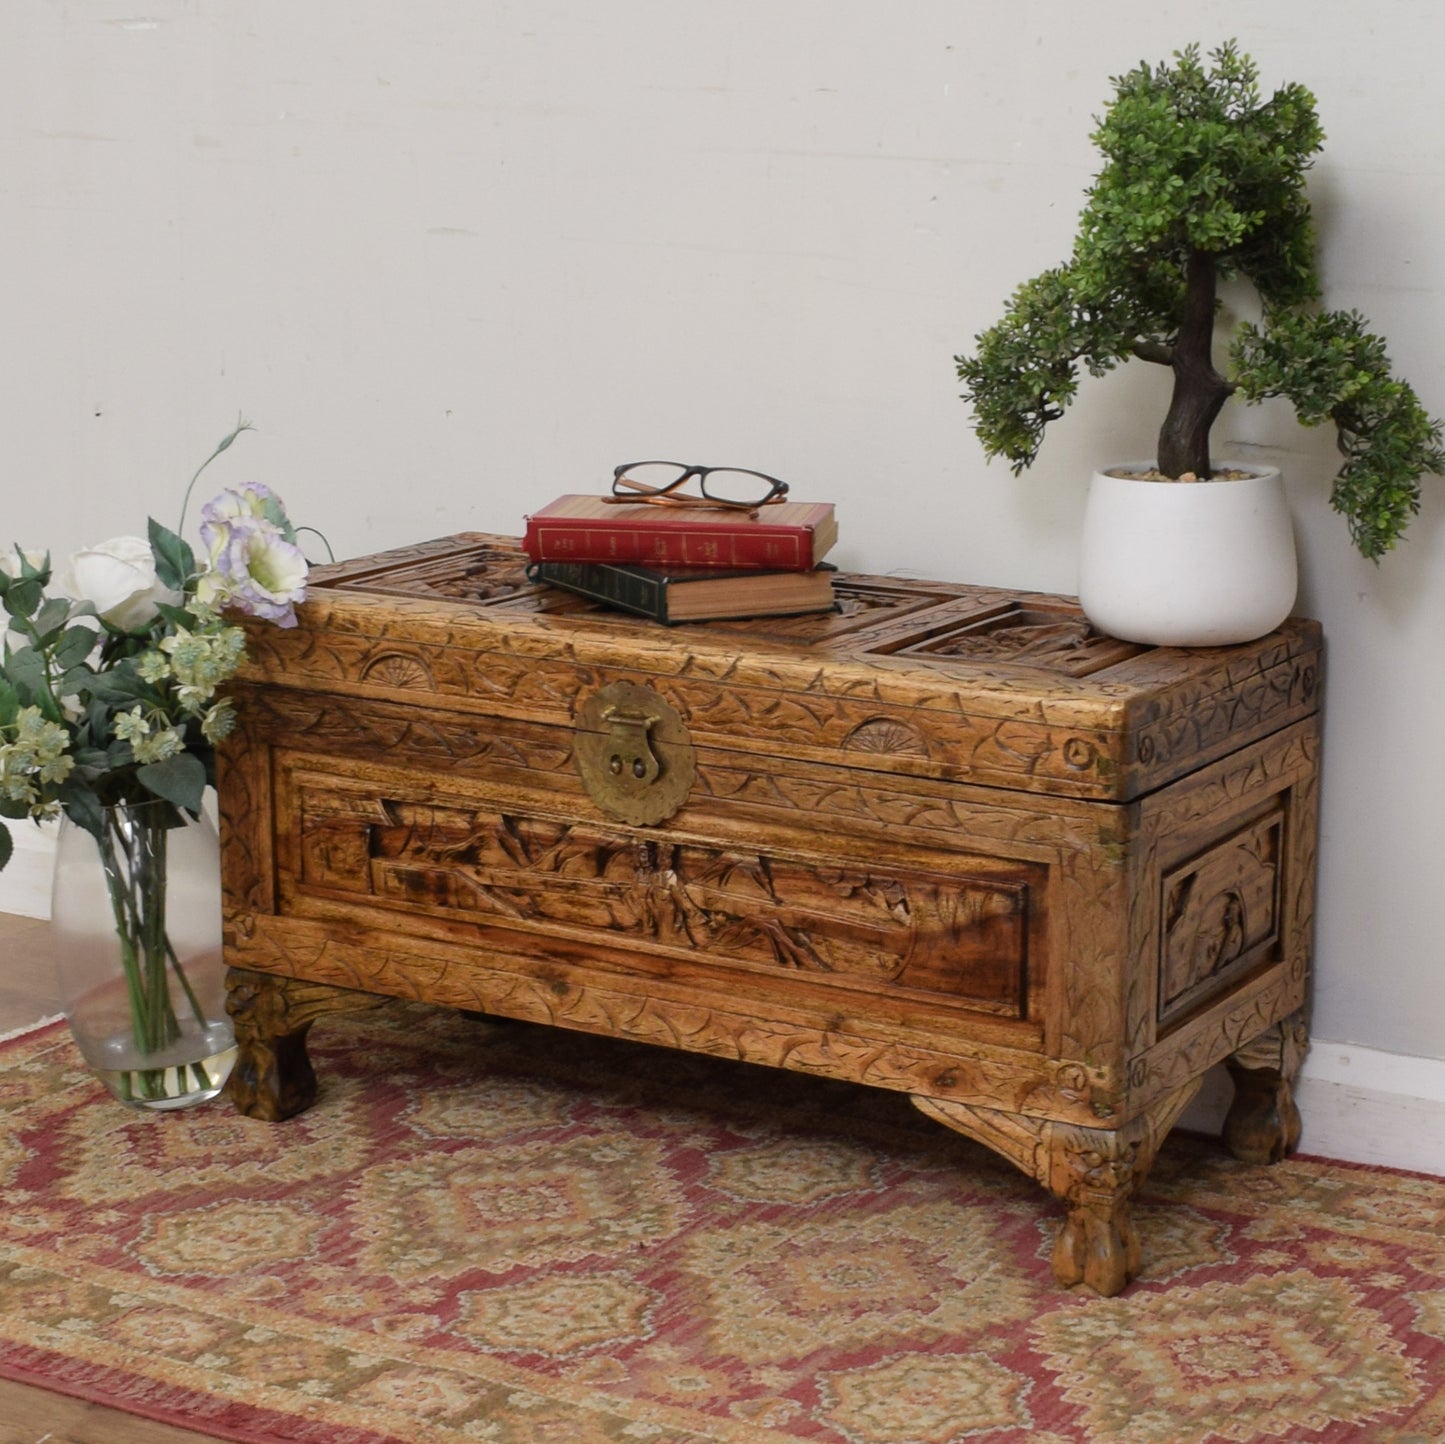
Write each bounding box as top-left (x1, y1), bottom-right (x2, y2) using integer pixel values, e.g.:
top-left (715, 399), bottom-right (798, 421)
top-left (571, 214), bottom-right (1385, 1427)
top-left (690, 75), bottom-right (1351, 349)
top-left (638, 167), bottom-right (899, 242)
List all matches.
top-left (237, 533), bottom-right (1321, 802)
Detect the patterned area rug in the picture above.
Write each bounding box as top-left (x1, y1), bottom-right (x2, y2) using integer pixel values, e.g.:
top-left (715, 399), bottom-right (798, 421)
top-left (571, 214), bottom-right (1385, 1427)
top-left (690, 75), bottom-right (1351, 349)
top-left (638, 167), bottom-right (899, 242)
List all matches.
top-left (2, 1003), bottom-right (1443, 1444)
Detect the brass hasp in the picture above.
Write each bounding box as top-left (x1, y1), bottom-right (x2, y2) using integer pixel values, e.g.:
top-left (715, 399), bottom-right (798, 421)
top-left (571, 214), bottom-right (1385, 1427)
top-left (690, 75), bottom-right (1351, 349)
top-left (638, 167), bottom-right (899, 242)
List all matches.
top-left (574, 680), bottom-right (697, 825)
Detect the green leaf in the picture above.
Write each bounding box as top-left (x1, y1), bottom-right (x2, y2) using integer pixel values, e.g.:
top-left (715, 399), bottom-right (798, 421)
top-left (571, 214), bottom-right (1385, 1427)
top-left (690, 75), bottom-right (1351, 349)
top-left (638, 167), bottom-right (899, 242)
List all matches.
top-left (32, 597), bottom-right (72, 644)
top-left (13, 548), bottom-right (50, 583)
top-left (53, 625), bottom-right (100, 672)
top-left (58, 784), bottom-right (104, 842)
top-left (3, 647), bottom-right (49, 708)
top-left (148, 517), bottom-right (195, 594)
top-left (155, 602), bottom-right (196, 630)
top-left (260, 494), bottom-right (299, 543)
top-left (82, 662), bottom-right (152, 708)
top-left (137, 752), bottom-right (207, 814)
top-left (3, 579), bottom-right (43, 622)
top-left (58, 663), bottom-right (96, 701)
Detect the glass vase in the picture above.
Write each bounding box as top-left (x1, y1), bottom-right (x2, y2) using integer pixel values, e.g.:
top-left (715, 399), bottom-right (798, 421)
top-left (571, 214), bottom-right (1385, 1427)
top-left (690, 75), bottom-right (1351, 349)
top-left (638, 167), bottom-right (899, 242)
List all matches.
top-left (50, 798), bottom-right (236, 1109)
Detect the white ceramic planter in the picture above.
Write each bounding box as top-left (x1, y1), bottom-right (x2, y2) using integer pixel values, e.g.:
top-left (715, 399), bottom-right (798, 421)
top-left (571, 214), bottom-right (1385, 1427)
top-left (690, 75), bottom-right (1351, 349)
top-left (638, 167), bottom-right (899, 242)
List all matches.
top-left (1078, 463), bottom-right (1297, 647)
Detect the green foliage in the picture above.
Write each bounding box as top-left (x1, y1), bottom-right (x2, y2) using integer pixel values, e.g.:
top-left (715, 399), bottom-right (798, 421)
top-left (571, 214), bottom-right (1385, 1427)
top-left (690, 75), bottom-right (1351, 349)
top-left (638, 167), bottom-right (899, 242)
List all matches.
top-left (0, 544), bottom-right (244, 848)
top-left (1235, 311), bottom-right (1445, 558)
top-left (959, 269), bottom-right (1137, 473)
top-left (957, 41), bottom-right (1443, 559)
top-left (137, 751), bottom-right (209, 815)
top-left (0, 425), bottom-right (315, 869)
top-left (148, 516), bottom-right (196, 595)
top-left (1072, 41), bottom-right (1322, 307)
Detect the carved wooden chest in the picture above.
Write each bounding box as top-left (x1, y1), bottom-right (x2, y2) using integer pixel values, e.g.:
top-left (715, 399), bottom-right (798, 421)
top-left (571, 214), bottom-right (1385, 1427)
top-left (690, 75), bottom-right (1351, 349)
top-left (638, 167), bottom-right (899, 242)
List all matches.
top-left (218, 533), bottom-right (1321, 1295)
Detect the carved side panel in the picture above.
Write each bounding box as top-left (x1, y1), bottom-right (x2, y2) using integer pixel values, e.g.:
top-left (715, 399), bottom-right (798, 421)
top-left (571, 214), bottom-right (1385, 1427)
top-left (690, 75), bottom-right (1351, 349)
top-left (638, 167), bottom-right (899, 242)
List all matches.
top-left (215, 706), bottom-right (276, 921)
top-left (1123, 718), bottom-right (1319, 1108)
top-left (1127, 967), bottom-right (1305, 1112)
top-left (281, 766), bottom-right (1038, 1018)
top-left (1158, 805), bottom-right (1282, 1024)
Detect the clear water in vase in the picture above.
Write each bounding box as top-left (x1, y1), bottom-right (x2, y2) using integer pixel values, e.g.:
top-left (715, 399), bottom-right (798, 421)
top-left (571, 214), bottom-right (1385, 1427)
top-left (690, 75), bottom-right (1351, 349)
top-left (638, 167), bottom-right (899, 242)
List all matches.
top-left (88, 1017), bottom-right (239, 1109)
top-left (51, 799), bottom-right (236, 1111)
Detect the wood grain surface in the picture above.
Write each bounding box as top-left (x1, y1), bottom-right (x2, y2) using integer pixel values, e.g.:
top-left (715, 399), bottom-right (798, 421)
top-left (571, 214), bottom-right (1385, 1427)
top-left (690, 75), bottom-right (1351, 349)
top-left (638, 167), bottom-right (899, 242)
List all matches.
top-left (217, 537), bottom-right (1324, 1294)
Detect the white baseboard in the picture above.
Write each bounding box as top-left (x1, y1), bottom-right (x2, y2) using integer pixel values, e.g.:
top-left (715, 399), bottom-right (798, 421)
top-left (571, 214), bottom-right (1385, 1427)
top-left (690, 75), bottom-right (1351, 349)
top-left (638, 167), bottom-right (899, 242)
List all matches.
top-left (2, 822), bottom-right (1440, 1176)
top-left (0, 818), bottom-right (57, 919)
top-left (1180, 1043), bottom-right (1445, 1177)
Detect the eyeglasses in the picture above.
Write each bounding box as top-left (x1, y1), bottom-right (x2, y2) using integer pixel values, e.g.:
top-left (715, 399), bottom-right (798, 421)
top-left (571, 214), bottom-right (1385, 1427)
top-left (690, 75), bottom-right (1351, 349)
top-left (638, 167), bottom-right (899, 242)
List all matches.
top-left (603, 461), bottom-right (789, 516)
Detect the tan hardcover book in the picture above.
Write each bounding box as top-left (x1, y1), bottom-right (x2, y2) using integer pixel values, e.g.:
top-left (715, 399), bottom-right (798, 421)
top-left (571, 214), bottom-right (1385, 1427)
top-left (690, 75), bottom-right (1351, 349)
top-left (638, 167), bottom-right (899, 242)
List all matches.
top-left (528, 559), bottom-right (836, 623)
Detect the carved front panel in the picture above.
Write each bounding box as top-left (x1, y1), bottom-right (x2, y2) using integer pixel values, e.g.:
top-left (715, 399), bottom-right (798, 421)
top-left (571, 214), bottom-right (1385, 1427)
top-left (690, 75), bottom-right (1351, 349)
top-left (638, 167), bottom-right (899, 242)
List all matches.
top-left (281, 765), bottom-right (1037, 1019)
top-left (246, 534), bottom-right (1322, 804)
top-left (1157, 805), bottom-right (1283, 1025)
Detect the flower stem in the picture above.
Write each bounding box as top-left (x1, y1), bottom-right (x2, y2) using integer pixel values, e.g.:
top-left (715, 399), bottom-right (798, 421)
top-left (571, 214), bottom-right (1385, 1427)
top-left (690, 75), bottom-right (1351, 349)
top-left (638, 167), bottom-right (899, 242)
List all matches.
top-left (292, 525), bottom-right (335, 563)
top-left (167, 932), bottom-right (208, 1029)
top-left (177, 415), bottom-right (254, 537)
top-left (97, 815), bottom-right (148, 1100)
top-left (98, 803), bottom-right (186, 1100)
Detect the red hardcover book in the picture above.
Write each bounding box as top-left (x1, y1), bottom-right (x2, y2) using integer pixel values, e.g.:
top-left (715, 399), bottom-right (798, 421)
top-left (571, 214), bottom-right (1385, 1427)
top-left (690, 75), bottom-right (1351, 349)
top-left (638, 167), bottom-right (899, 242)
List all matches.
top-left (522, 495), bottom-right (837, 571)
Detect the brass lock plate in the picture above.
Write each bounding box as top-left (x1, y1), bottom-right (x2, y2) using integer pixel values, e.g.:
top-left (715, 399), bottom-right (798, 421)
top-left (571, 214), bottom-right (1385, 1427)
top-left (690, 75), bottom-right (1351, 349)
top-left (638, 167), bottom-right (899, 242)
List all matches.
top-left (574, 680), bottom-right (697, 826)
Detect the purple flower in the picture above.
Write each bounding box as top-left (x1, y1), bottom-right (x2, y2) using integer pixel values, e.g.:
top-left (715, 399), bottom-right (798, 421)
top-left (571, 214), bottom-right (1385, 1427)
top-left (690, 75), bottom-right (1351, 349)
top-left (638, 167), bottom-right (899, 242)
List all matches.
top-left (195, 507), bottom-right (308, 628)
top-left (200, 480), bottom-right (288, 541)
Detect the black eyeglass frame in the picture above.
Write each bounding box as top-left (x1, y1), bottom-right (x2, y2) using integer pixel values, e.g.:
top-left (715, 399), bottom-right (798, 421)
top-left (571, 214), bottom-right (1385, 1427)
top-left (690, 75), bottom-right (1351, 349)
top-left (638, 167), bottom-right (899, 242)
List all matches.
top-left (605, 461), bottom-right (790, 514)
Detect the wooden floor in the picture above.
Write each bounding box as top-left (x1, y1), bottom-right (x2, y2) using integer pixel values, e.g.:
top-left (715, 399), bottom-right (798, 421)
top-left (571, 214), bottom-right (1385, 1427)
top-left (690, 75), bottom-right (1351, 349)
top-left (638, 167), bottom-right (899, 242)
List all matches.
top-left (0, 913), bottom-right (224, 1444)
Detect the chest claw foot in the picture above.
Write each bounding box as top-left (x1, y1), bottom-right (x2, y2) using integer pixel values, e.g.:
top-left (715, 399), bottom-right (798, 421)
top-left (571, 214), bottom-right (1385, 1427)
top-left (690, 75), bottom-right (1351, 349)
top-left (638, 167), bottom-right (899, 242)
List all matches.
top-left (915, 1078), bottom-right (1201, 1296)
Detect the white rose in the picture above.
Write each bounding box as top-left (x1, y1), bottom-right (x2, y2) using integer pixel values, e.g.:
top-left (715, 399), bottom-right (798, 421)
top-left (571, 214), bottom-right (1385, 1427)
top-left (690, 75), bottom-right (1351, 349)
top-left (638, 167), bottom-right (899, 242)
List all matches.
top-left (58, 536), bottom-right (183, 631)
top-left (0, 546), bottom-right (47, 579)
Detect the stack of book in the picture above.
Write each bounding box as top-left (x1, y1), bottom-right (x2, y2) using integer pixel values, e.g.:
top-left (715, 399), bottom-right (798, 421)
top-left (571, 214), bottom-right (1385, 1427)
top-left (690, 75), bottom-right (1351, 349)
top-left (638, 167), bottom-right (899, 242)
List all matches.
top-left (522, 494), bottom-right (838, 624)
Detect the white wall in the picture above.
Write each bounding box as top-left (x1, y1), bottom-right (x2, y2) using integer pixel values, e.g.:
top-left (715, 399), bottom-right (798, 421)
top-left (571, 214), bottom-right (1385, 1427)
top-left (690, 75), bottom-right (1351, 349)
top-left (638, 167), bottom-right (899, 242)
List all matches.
top-left (4, 3), bottom-right (1444, 1076)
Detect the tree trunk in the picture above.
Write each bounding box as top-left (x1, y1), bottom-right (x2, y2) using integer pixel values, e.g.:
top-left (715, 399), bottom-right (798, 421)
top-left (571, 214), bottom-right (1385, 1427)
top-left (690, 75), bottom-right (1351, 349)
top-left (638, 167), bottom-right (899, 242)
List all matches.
top-left (1156, 250), bottom-right (1236, 477)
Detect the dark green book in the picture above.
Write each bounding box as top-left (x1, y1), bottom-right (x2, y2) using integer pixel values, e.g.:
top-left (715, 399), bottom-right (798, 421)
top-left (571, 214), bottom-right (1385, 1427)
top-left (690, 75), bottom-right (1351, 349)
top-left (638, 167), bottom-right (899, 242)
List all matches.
top-left (527, 559), bottom-right (836, 624)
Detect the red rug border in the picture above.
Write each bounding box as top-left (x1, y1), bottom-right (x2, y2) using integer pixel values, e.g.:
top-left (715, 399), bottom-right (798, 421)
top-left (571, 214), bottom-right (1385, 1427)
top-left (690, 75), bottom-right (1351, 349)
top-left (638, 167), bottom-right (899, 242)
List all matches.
top-left (0, 1342), bottom-right (411, 1444)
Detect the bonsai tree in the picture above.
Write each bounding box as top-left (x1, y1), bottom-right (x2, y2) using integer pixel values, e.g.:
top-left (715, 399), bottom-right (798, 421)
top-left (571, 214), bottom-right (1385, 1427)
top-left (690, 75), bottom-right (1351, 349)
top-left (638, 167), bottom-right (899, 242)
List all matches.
top-left (957, 41), bottom-right (1444, 561)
